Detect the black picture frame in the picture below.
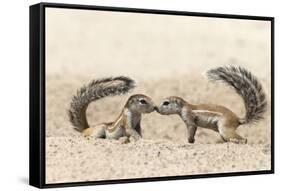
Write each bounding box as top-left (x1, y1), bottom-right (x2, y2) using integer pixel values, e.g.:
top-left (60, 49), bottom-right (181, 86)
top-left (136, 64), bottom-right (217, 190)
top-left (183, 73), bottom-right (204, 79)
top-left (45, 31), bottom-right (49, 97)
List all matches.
top-left (29, 2), bottom-right (275, 189)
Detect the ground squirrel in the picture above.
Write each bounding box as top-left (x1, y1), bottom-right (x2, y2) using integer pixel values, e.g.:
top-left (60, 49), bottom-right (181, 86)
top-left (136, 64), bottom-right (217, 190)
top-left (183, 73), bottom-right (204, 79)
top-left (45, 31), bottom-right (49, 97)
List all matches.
top-left (156, 66), bottom-right (267, 144)
top-left (68, 76), bottom-right (156, 143)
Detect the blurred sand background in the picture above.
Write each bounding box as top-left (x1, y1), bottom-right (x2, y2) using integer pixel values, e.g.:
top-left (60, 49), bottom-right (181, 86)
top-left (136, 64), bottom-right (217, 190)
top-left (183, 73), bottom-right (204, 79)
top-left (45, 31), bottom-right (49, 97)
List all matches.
top-left (45, 8), bottom-right (272, 184)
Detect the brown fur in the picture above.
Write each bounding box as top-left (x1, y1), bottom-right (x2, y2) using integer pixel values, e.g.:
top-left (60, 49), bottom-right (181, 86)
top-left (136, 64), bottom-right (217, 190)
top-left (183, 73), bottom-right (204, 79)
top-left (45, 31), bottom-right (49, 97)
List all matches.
top-left (157, 97), bottom-right (247, 144)
top-left (82, 94), bottom-right (155, 143)
top-left (157, 66), bottom-right (267, 144)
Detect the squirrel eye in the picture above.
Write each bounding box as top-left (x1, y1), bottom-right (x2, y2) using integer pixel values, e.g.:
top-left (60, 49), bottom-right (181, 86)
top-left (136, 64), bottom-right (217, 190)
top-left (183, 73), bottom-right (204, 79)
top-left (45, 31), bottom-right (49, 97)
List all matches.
top-left (162, 101), bottom-right (170, 106)
top-left (139, 99), bottom-right (147, 104)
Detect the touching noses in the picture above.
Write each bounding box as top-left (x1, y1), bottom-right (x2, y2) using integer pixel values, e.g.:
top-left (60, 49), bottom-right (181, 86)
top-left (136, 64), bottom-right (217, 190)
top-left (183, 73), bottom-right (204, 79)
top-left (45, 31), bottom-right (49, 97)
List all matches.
top-left (154, 106), bottom-right (159, 112)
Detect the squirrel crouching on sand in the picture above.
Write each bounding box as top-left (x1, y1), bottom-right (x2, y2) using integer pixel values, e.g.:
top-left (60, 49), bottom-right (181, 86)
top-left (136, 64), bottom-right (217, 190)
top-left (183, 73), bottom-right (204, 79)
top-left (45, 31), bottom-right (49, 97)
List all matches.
top-left (156, 66), bottom-right (267, 144)
top-left (68, 76), bottom-right (156, 143)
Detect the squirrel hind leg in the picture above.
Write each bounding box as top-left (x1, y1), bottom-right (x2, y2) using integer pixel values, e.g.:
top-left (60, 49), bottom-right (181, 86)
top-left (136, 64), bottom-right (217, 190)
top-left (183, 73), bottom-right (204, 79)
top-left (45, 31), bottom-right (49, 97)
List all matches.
top-left (82, 124), bottom-right (106, 138)
top-left (218, 125), bottom-right (247, 144)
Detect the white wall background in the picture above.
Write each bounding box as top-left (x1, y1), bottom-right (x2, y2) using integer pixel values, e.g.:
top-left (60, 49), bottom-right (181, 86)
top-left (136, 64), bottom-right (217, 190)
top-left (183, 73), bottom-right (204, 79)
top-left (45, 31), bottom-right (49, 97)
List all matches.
top-left (0, 0), bottom-right (279, 190)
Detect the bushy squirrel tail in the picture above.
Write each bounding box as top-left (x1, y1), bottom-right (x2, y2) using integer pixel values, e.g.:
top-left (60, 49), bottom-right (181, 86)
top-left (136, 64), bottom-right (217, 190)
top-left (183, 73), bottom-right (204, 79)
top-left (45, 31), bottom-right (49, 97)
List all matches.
top-left (68, 76), bottom-right (136, 132)
top-left (207, 65), bottom-right (267, 125)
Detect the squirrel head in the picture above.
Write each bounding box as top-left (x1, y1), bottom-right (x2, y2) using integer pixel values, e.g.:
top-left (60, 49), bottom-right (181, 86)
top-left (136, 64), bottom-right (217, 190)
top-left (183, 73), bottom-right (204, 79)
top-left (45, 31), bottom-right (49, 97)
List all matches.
top-left (125, 94), bottom-right (156, 114)
top-left (156, 96), bottom-right (186, 115)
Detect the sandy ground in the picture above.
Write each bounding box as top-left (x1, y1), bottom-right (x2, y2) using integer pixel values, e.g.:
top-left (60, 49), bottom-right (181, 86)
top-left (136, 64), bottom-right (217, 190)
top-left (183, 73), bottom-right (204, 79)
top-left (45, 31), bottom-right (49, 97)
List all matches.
top-left (45, 8), bottom-right (272, 184)
top-left (46, 138), bottom-right (270, 183)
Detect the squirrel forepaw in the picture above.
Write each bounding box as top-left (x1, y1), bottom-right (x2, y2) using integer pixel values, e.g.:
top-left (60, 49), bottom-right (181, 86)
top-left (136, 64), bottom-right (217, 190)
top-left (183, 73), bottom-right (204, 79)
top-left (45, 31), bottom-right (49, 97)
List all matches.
top-left (188, 138), bottom-right (195, 144)
top-left (118, 137), bottom-right (130, 144)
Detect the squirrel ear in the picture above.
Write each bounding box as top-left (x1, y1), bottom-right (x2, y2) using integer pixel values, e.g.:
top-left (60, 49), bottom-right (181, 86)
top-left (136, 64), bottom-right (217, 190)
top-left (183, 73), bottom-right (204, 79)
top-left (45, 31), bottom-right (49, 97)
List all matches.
top-left (124, 98), bottom-right (132, 108)
top-left (176, 100), bottom-right (184, 108)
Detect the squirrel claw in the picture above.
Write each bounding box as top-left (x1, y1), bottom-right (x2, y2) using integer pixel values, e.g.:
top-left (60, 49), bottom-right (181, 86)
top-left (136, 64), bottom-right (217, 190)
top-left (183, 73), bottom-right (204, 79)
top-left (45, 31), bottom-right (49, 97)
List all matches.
top-left (229, 138), bottom-right (247, 144)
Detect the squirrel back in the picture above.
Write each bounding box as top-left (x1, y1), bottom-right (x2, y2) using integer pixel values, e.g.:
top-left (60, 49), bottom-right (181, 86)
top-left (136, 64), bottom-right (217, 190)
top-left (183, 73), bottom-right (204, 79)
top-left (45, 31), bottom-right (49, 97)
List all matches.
top-left (207, 65), bottom-right (267, 124)
top-left (68, 76), bottom-right (136, 132)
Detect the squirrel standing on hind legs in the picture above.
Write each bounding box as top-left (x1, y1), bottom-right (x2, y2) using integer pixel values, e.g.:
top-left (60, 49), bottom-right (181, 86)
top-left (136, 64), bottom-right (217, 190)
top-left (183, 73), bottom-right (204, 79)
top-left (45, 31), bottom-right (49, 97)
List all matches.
top-left (68, 76), bottom-right (156, 143)
top-left (156, 66), bottom-right (267, 144)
